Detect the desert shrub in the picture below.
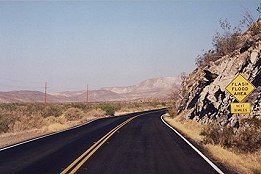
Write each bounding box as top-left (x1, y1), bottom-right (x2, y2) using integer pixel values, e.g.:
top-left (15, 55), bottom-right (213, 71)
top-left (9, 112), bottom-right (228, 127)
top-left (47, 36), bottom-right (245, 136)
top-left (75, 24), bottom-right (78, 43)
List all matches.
top-left (99, 103), bottom-right (120, 116)
top-left (0, 103), bottom-right (17, 111)
top-left (133, 102), bottom-right (141, 108)
top-left (26, 103), bottom-right (45, 116)
top-left (42, 105), bottom-right (63, 117)
top-left (69, 103), bottom-right (89, 112)
top-left (167, 106), bottom-right (177, 118)
top-left (168, 74), bottom-right (185, 117)
top-left (249, 19), bottom-right (261, 35)
top-left (195, 50), bottom-right (219, 67)
top-left (200, 118), bottom-right (261, 153)
top-left (86, 108), bottom-right (105, 118)
top-left (22, 103), bottom-right (65, 118)
top-left (230, 118), bottom-right (261, 152)
top-left (201, 123), bottom-right (235, 146)
top-left (0, 110), bottom-right (17, 133)
top-left (196, 19), bottom-right (242, 68)
top-left (0, 119), bottom-right (9, 133)
top-left (200, 123), bottom-right (227, 145)
top-left (64, 108), bottom-right (85, 121)
top-left (213, 31), bottom-right (241, 57)
top-left (195, 4), bottom-right (261, 68)
top-left (12, 113), bottom-right (44, 132)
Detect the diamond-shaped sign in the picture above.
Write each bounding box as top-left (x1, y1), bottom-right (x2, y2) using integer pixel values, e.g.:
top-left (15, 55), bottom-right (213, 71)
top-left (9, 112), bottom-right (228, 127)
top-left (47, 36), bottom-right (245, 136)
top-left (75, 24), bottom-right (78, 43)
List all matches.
top-left (226, 74), bottom-right (256, 102)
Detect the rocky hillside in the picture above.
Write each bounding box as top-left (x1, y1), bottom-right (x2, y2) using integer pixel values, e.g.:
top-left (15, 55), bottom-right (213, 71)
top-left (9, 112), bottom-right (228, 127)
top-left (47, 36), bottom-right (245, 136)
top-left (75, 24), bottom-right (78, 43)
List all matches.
top-left (102, 76), bottom-right (181, 100)
top-left (178, 20), bottom-right (261, 126)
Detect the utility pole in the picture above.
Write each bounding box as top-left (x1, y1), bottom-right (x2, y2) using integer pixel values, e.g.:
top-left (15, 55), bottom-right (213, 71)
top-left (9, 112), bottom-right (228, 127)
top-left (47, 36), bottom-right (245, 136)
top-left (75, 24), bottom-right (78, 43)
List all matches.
top-left (86, 84), bottom-right (89, 104)
top-left (45, 81), bottom-right (48, 105)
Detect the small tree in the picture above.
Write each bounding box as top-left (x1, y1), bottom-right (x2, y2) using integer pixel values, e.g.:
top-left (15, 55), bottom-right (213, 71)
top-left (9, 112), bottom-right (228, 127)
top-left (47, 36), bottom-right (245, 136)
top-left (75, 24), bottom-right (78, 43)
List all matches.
top-left (100, 103), bottom-right (119, 116)
top-left (240, 10), bottom-right (254, 28)
top-left (257, 3), bottom-right (261, 18)
top-left (212, 19), bottom-right (241, 57)
top-left (168, 72), bottom-right (188, 117)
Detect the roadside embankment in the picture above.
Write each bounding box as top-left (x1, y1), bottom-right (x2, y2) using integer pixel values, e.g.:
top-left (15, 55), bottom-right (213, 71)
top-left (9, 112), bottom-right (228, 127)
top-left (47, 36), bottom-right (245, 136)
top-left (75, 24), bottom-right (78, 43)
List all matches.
top-left (163, 114), bottom-right (261, 174)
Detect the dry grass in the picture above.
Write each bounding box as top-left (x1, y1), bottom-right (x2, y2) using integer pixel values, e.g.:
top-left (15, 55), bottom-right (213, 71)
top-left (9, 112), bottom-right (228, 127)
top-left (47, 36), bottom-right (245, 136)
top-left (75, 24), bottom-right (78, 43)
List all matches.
top-left (164, 114), bottom-right (203, 142)
top-left (0, 129), bottom-right (46, 148)
top-left (164, 114), bottom-right (261, 174)
top-left (205, 144), bottom-right (261, 174)
top-left (0, 102), bottom-right (162, 149)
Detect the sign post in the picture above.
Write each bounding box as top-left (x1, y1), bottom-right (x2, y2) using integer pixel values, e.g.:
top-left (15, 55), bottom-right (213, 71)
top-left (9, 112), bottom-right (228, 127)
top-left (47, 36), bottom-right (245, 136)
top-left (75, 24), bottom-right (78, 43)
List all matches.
top-left (225, 74), bottom-right (256, 114)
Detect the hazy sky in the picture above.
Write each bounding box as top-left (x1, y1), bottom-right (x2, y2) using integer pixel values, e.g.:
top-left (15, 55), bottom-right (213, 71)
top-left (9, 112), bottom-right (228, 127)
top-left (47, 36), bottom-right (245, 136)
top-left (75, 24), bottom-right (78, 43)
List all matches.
top-left (0, 1), bottom-right (259, 92)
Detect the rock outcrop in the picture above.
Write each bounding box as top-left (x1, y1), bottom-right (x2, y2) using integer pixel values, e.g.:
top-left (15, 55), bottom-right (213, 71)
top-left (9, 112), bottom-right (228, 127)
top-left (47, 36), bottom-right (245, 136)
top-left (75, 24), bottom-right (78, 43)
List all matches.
top-left (178, 28), bottom-right (261, 127)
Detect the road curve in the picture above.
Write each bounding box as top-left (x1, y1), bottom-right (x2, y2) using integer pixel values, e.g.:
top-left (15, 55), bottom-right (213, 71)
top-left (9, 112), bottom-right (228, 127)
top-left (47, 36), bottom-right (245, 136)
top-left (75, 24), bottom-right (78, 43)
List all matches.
top-left (0, 109), bottom-right (221, 174)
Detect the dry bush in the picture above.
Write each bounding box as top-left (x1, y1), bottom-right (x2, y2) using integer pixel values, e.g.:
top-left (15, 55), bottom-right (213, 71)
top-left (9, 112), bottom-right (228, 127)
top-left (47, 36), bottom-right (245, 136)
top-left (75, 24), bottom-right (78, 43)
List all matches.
top-left (64, 108), bottom-right (85, 121)
top-left (68, 103), bottom-right (89, 112)
top-left (196, 19), bottom-right (242, 68)
top-left (12, 113), bottom-right (44, 132)
top-left (213, 31), bottom-right (241, 57)
top-left (42, 105), bottom-right (64, 117)
top-left (200, 118), bottom-right (261, 153)
top-left (0, 110), bottom-right (17, 133)
top-left (164, 115), bottom-right (261, 174)
top-left (99, 103), bottom-right (121, 116)
top-left (0, 118), bottom-right (10, 133)
top-left (205, 144), bottom-right (261, 174)
top-left (46, 123), bottom-right (69, 133)
top-left (86, 108), bottom-right (105, 118)
top-left (164, 115), bottom-right (204, 142)
top-left (195, 50), bottom-right (220, 67)
top-left (43, 116), bottom-right (58, 125)
top-left (230, 118), bottom-right (261, 152)
top-left (249, 19), bottom-right (261, 35)
top-left (200, 123), bottom-right (234, 146)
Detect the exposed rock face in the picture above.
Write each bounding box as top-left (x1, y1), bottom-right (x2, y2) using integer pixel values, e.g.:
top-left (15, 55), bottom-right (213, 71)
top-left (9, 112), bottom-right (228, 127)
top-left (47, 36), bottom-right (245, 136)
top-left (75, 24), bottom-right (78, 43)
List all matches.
top-left (178, 33), bottom-right (261, 126)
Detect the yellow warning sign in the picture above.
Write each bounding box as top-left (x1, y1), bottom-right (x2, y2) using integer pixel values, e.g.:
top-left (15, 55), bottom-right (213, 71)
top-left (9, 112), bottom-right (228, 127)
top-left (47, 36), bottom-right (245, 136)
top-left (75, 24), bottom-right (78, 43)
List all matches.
top-left (225, 74), bottom-right (256, 102)
top-left (231, 103), bottom-right (251, 114)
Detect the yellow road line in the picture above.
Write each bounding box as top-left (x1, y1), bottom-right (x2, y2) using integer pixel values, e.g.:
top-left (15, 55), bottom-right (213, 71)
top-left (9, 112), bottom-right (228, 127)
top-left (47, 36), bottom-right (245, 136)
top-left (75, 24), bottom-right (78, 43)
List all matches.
top-left (69, 117), bottom-right (136, 174)
top-left (61, 116), bottom-right (138, 174)
top-left (61, 120), bottom-right (127, 174)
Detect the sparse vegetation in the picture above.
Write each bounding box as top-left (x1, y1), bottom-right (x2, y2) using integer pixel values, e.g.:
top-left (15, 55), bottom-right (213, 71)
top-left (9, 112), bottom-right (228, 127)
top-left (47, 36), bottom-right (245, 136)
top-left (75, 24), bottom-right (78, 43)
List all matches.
top-left (0, 101), bottom-right (164, 148)
top-left (195, 4), bottom-right (261, 67)
top-left (195, 18), bottom-right (242, 67)
top-left (164, 115), bottom-right (261, 174)
top-left (183, 3), bottom-right (261, 153)
top-left (99, 103), bottom-right (121, 116)
top-left (64, 108), bottom-right (85, 121)
top-left (168, 4), bottom-right (261, 173)
top-left (0, 119), bottom-right (9, 133)
top-left (168, 72), bottom-right (187, 118)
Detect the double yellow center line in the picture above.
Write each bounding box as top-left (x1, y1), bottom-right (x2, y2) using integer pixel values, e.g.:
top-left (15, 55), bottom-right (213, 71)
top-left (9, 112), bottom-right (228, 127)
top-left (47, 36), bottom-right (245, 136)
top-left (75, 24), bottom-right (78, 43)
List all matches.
top-left (60, 115), bottom-right (139, 174)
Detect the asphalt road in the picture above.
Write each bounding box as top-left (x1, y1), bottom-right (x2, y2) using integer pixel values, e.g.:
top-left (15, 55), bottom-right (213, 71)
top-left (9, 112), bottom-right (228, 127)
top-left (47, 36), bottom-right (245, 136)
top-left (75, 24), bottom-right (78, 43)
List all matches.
top-left (0, 109), bottom-right (221, 174)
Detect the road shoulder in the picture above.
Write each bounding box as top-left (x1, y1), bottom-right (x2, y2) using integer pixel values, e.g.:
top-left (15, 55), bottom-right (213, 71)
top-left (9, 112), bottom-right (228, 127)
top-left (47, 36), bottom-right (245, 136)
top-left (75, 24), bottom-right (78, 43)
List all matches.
top-left (162, 114), bottom-right (237, 174)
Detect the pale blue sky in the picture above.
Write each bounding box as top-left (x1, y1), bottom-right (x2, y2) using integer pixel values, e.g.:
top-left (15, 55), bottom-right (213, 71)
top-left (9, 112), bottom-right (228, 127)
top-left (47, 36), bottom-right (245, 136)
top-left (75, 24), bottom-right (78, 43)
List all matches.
top-left (0, 1), bottom-right (259, 92)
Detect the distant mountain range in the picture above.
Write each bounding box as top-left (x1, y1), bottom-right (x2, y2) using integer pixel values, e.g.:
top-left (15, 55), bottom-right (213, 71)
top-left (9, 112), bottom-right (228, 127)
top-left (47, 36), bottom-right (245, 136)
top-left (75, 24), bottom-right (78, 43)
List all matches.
top-left (0, 76), bottom-right (181, 103)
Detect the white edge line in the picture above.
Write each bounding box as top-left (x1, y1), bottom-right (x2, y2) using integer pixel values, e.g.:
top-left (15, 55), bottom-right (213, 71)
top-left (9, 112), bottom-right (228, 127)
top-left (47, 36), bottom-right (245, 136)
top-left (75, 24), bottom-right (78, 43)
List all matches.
top-left (161, 115), bottom-right (225, 174)
top-left (0, 118), bottom-right (100, 152)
